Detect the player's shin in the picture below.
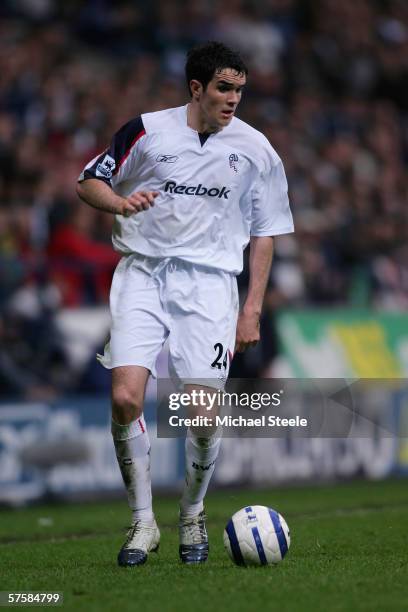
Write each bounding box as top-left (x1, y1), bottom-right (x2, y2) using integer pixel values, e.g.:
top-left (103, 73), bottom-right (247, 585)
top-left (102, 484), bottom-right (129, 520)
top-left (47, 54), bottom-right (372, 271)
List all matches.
top-left (111, 416), bottom-right (154, 523)
top-left (180, 428), bottom-right (222, 517)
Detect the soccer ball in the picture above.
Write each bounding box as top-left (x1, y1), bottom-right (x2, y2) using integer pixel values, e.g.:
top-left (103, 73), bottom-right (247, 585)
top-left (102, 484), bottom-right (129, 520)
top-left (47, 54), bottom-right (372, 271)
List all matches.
top-left (223, 505), bottom-right (290, 566)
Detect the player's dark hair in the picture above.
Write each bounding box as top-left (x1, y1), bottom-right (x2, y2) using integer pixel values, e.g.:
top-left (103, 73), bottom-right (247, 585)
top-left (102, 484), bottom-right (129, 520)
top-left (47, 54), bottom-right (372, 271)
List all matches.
top-left (185, 41), bottom-right (248, 96)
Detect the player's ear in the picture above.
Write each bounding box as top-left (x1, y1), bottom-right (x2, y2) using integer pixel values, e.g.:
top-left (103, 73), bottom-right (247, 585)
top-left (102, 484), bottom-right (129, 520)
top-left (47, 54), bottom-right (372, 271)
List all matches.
top-left (190, 79), bottom-right (203, 101)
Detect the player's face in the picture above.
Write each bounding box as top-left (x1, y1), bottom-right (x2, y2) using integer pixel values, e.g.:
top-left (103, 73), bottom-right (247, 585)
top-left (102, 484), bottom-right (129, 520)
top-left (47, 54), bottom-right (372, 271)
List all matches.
top-left (197, 68), bottom-right (246, 130)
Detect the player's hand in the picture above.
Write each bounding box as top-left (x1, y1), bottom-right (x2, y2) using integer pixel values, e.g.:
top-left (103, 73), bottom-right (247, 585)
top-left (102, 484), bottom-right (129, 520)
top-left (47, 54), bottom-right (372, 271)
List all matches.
top-left (120, 190), bottom-right (159, 217)
top-left (234, 310), bottom-right (260, 353)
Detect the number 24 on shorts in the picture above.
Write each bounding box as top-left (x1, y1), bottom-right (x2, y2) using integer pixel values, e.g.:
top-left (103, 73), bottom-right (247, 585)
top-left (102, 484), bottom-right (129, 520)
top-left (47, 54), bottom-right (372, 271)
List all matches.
top-left (211, 343), bottom-right (229, 370)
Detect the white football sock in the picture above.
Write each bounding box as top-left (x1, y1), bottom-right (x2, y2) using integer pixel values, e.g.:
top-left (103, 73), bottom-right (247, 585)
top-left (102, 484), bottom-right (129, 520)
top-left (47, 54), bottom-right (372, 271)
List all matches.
top-left (180, 429), bottom-right (222, 518)
top-left (111, 416), bottom-right (154, 523)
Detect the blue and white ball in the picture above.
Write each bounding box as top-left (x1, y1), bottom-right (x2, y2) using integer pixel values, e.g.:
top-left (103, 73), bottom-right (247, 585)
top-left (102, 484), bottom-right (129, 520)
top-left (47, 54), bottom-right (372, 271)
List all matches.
top-left (223, 505), bottom-right (290, 566)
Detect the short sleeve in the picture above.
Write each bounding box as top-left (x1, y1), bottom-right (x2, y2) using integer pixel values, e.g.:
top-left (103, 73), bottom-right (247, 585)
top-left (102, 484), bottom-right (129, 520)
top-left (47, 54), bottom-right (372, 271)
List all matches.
top-left (78, 116), bottom-right (146, 188)
top-left (250, 157), bottom-right (294, 237)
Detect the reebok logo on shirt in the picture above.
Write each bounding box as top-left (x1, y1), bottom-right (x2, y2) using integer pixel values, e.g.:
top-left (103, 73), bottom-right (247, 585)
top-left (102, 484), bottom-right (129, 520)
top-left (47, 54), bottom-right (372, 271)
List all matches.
top-left (165, 180), bottom-right (230, 199)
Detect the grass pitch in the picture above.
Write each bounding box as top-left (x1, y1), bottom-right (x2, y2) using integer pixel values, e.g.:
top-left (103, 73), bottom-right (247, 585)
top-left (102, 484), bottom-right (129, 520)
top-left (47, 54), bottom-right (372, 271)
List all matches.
top-left (0, 479), bottom-right (407, 612)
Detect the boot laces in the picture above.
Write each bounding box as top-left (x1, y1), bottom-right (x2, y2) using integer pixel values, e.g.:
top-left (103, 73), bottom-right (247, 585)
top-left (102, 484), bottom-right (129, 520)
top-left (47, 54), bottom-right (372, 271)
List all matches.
top-left (124, 520), bottom-right (155, 550)
top-left (180, 513), bottom-right (207, 544)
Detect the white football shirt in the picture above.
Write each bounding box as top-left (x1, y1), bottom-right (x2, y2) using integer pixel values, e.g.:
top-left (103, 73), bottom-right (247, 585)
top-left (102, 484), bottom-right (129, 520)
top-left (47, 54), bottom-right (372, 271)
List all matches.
top-left (79, 104), bottom-right (294, 274)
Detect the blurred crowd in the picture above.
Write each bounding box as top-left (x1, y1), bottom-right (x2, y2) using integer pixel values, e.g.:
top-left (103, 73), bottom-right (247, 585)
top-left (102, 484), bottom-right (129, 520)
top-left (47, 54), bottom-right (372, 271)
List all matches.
top-left (0, 0), bottom-right (407, 395)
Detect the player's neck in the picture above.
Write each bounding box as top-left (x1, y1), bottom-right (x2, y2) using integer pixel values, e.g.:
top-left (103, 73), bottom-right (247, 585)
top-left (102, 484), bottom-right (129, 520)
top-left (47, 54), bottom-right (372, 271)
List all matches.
top-left (187, 102), bottom-right (220, 134)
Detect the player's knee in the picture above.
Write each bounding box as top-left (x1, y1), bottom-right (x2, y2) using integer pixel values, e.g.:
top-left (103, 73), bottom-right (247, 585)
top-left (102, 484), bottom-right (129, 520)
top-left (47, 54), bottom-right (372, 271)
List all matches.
top-left (190, 428), bottom-right (219, 443)
top-left (111, 387), bottom-right (143, 424)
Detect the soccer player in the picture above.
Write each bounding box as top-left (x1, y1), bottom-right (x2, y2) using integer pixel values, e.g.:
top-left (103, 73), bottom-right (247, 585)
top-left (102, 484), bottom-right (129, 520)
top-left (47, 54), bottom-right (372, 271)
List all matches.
top-left (76, 41), bottom-right (294, 566)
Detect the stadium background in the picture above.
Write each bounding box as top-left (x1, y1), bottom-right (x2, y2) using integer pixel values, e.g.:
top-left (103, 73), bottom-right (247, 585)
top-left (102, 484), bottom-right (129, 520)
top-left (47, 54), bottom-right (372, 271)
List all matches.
top-left (0, 0), bottom-right (407, 504)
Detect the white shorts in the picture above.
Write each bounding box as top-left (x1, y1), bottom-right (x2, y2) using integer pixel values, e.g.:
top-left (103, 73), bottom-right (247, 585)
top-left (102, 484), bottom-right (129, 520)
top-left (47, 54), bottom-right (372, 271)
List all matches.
top-left (98, 254), bottom-right (239, 389)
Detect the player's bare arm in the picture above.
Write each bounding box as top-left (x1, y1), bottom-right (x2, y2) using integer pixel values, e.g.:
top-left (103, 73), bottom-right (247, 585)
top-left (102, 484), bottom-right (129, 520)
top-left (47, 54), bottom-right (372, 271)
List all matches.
top-left (76, 178), bottom-right (158, 217)
top-left (235, 236), bottom-right (274, 353)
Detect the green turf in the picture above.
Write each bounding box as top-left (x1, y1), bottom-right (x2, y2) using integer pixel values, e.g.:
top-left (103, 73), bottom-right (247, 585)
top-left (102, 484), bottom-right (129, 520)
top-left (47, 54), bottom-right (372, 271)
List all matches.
top-left (1, 479), bottom-right (407, 611)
